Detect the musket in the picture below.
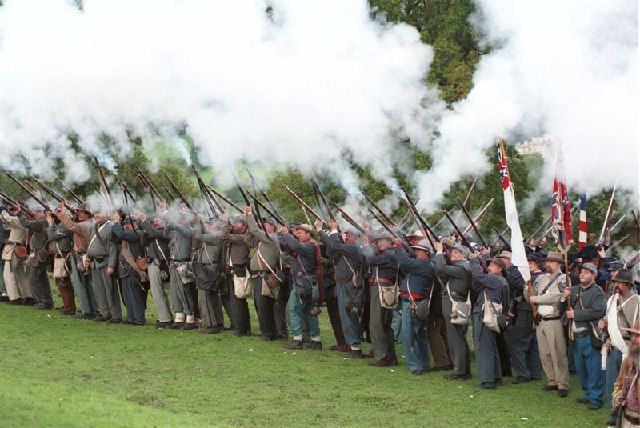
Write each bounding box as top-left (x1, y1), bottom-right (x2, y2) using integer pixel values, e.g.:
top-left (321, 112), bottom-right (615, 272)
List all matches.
top-left (237, 181), bottom-right (267, 232)
top-left (609, 214), bottom-right (627, 234)
top-left (367, 208), bottom-right (412, 253)
top-left (162, 172), bottom-right (195, 212)
top-left (189, 165), bottom-right (221, 218)
top-left (442, 210), bottom-right (472, 249)
top-left (284, 185), bottom-right (327, 225)
top-left (462, 198), bottom-right (494, 236)
top-left (598, 183), bottom-right (618, 244)
top-left (30, 177), bottom-right (76, 213)
top-left (328, 201), bottom-right (371, 239)
top-left (206, 186), bottom-right (243, 214)
top-left (0, 190), bottom-right (34, 216)
top-left (159, 181), bottom-right (177, 201)
top-left (456, 197), bottom-right (488, 247)
top-left (135, 168), bottom-right (164, 202)
top-left (492, 225), bottom-right (510, 248)
top-left (609, 233), bottom-right (631, 251)
top-left (462, 178), bottom-right (477, 209)
top-left (59, 182), bottom-right (84, 205)
top-left (362, 192), bottom-right (396, 227)
top-left (93, 159), bottom-right (115, 209)
top-left (398, 185), bottom-right (439, 246)
top-left (245, 190), bottom-right (287, 227)
top-left (526, 216), bottom-right (553, 244)
top-left (2, 170), bottom-right (52, 212)
top-left (113, 174), bottom-right (136, 205)
top-left (246, 168), bottom-right (285, 224)
top-left (311, 178), bottom-right (337, 223)
top-left (632, 210), bottom-right (640, 246)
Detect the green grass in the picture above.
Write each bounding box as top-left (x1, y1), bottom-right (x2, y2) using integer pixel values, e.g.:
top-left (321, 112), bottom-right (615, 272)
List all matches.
top-left (0, 292), bottom-right (608, 427)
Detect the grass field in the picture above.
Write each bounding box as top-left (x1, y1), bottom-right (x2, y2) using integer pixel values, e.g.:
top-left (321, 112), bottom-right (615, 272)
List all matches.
top-left (0, 292), bottom-right (608, 427)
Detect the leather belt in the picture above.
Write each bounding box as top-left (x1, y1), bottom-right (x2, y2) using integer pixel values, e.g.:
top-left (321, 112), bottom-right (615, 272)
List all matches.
top-left (541, 316), bottom-right (562, 321)
top-left (370, 277), bottom-right (394, 286)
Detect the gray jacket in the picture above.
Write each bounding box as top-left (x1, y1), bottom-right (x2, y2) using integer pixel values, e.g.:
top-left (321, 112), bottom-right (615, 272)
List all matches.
top-left (435, 253), bottom-right (471, 302)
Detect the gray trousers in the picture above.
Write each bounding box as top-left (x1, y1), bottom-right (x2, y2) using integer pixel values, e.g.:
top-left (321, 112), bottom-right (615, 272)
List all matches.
top-left (169, 263), bottom-right (193, 316)
top-left (70, 255), bottom-right (97, 315)
top-left (427, 313), bottom-right (452, 368)
top-left (91, 264), bottom-right (122, 320)
top-left (369, 284), bottom-right (396, 360)
top-left (198, 288), bottom-right (224, 328)
top-left (442, 298), bottom-right (471, 375)
top-left (28, 261), bottom-right (53, 306)
top-left (473, 312), bottom-right (502, 383)
top-left (148, 263), bottom-right (172, 323)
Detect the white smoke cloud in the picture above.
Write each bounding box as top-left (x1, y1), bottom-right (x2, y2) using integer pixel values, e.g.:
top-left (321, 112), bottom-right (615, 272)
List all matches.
top-left (0, 0), bottom-right (441, 188)
top-left (416, 0), bottom-right (638, 210)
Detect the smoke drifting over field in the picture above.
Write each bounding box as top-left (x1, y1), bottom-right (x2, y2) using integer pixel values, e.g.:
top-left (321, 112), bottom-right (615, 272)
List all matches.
top-left (0, 0), bottom-right (636, 209)
top-left (0, 0), bottom-right (441, 187)
top-left (417, 0), bottom-right (638, 209)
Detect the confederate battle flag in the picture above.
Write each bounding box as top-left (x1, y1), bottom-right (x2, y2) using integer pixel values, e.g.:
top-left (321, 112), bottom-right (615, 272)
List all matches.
top-left (551, 144), bottom-right (573, 247)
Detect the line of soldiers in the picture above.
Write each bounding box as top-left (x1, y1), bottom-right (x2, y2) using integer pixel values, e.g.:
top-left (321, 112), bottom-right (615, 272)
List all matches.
top-left (1, 200), bottom-right (638, 426)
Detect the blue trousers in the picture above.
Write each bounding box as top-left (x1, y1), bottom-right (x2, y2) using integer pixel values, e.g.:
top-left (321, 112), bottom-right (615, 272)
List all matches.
top-left (401, 300), bottom-right (430, 373)
top-left (573, 336), bottom-right (605, 406)
top-left (473, 313), bottom-right (502, 383)
top-left (605, 348), bottom-right (623, 412)
top-left (288, 287), bottom-right (320, 339)
top-left (120, 276), bottom-right (146, 325)
top-left (337, 283), bottom-right (361, 348)
top-left (506, 309), bottom-right (542, 380)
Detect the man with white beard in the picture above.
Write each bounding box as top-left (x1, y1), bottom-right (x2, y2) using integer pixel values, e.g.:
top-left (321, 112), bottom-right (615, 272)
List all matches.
top-left (599, 269), bottom-right (639, 426)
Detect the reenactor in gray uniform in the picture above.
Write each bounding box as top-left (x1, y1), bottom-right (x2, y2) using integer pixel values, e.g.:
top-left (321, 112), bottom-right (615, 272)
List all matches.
top-left (86, 208), bottom-right (121, 323)
top-left (244, 206), bottom-right (283, 341)
top-left (222, 215), bottom-right (251, 336)
top-left (20, 205), bottom-right (53, 309)
top-left (136, 210), bottom-right (173, 329)
top-left (58, 203), bottom-right (98, 319)
top-left (112, 214), bottom-right (147, 326)
top-left (0, 204), bottom-right (30, 304)
top-left (165, 211), bottom-right (197, 329)
top-left (434, 239), bottom-right (472, 380)
top-left (46, 209), bottom-right (76, 315)
top-left (527, 251), bottom-right (570, 397)
top-left (366, 230), bottom-right (399, 367)
top-left (193, 217), bottom-right (225, 334)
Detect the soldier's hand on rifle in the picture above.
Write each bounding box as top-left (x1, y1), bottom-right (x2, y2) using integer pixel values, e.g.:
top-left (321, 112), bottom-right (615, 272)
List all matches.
top-left (566, 308), bottom-right (574, 319)
top-left (597, 245), bottom-right (607, 258)
top-left (111, 212), bottom-right (121, 223)
top-left (106, 266), bottom-right (115, 276)
top-left (157, 200), bottom-right (167, 212)
top-left (598, 319), bottom-right (607, 331)
top-left (45, 212), bottom-right (54, 226)
top-left (244, 205), bottom-right (252, 215)
top-left (562, 288), bottom-right (571, 299)
top-left (220, 212), bottom-right (228, 223)
top-left (529, 295), bottom-right (536, 304)
top-left (480, 246), bottom-right (491, 256)
top-left (133, 209), bottom-right (146, 223)
top-left (313, 218), bottom-right (323, 231)
top-left (433, 241), bottom-right (444, 254)
top-left (277, 224), bottom-right (288, 234)
top-left (329, 220), bottom-right (338, 231)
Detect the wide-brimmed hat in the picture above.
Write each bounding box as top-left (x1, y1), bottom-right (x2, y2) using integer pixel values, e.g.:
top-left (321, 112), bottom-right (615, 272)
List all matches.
top-left (546, 251), bottom-right (565, 263)
top-left (261, 217), bottom-right (277, 227)
top-left (406, 229), bottom-right (425, 238)
top-left (607, 260), bottom-right (625, 272)
top-left (489, 257), bottom-right (508, 273)
top-left (343, 227), bottom-right (361, 237)
top-left (497, 251), bottom-right (512, 260)
top-left (76, 203), bottom-right (91, 214)
top-left (527, 253), bottom-right (543, 267)
top-left (232, 215), bottom-right (247, 225)
top-left (411, 238), bottom-right (431, 252)
top-left (372, 229), bottom-right (393, 241)
top-left (612, 269), bottom-right (634, 285)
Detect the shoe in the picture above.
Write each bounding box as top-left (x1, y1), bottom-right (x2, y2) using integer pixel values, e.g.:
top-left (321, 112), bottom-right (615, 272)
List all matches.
top-left (329, 344), bottom-right (351, 352)
top-left (557, 389), bottom-right (568, 398)
top-left (107, 318), bottom-right (122, 324)
top-left (23, 297), bottom-right (36, 306)
top-left (348, 349), bottom-right (363, 358)
top-left (412, 370), bottom-right (427, 376)
top-left (182, 323), bottom-right (198, 330)
top-left (259, 335), bottom-right (276, 341)
top-left (278, 333), bottom-right (288, 340)
top-left (369, 358), bottom-right (390, 367)
top-left (306, 341), bottom-right (322, 350)
top-left (576, 397), bottom-right (590, 405)
top-left (512, 376), bottom-right (530, 384)
top-left (122, 320), bottom-right (132, 325)
top-left (155, 321), bottom-right (172, 329)
top-left (169, 322), bottom-right (184, 329)
top-left (200, 326), bottom-right (222, 334)
top-left (93, 316), bottom-right (107, 322)
top-left (0, 295), bottom-right (9, 302)
top-left (386, 355), bottom-right (399, 366)
top-left (494, 379), bottom-right (503, 386)
top-left (543, 385), bottom-right (559, 391)
top-left (283, 340), bottom-right (304, 350)
top-left (606, 416), bottom-right (617, 426)
top-left (233, 332), bottom-right (248, 337)
top-left (588, 403), bottom-right (602, 411)
top-left (61, 310), bottom-right (75, 316)
top-left (77, 313), bottom-right (94, 320)
top-left (366, 349), bottom-right (375, 358)
top-left (444, 373), bottom-right (470, 380)
top-left (479, 382), bottom-right (497, 389)
top-left (432, 364), bottom-right (454, 372)
top-left (131, 322), bottom-right (145, 326)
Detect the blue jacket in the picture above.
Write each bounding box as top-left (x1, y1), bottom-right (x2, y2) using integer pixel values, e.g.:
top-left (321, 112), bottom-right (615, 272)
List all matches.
top-left (469, 258), bottom-right (509, 314)
top-left (395, 248), bottom-right (434, 298)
